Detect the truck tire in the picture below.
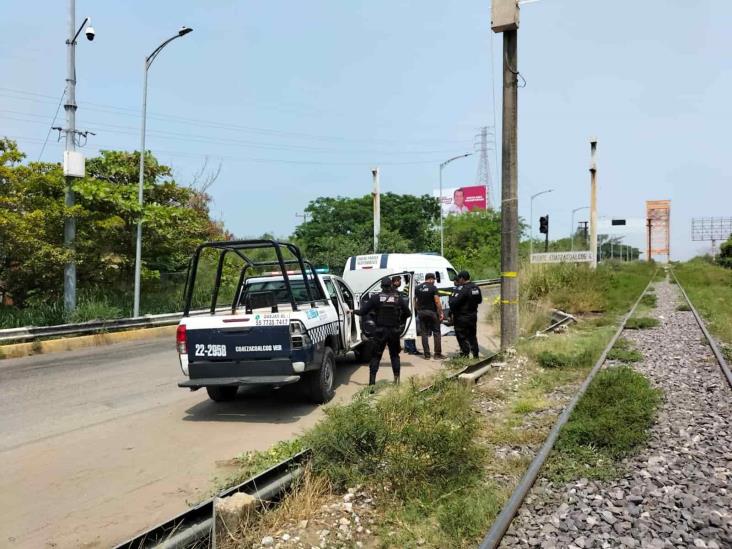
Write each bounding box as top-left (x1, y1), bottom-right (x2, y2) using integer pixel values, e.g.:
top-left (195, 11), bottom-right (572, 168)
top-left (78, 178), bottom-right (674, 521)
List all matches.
top-left (206, 386), bottom-right (238, 402)
top-left (308, 347), bottom-right (336, 404)
top-left (354, 340), bottom-right (374, 363)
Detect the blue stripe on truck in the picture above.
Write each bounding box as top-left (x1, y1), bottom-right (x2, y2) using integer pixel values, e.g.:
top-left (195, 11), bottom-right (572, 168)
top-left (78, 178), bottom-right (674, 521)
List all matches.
top-left (380, 254), bottom-right (388, 268)
top-left (349, 256), bottom-right (357, 270)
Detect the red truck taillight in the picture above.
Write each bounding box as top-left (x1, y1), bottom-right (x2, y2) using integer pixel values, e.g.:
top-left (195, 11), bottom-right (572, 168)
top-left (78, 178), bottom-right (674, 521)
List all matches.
top-left (176, 324), bottom-right (187, 354)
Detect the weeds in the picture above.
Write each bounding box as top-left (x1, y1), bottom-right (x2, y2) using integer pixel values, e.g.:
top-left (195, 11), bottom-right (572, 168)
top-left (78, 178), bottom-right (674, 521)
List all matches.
top-left (674, 260), bottom-right (732, 347)
top-left (625, 317), bottom-right (659, 330)
top-left (305, 379), bottom-right (485, 499)
top-left (214, 439), bottom-right (304, 492)
top-left (640, 293), bottom-right (657, 308)
top-left (607, 338), bottom-right (643, 363)
top-left (676, 303), bottom-right (691, 312)
top-left (546, 366), bottom-right (661, 482)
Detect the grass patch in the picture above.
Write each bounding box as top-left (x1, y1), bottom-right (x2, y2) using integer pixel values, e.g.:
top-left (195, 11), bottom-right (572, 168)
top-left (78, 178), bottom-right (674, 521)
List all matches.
top-left (545, 366), bottom-right (661, 482)
top-left (676, 303), bottom-right (691, 312)
top-left (639, 293), bottom-right (657, 308)
top-left (525, 325), bottom-right (614, 371)
top-left (213, 438), bottom-right (304, 492)
top-left (607, 338), bottom-right (643, 363)
top-left (674, 260), bottom-right (732, 347)
top-left (625, 317), bottom-right (659, 330)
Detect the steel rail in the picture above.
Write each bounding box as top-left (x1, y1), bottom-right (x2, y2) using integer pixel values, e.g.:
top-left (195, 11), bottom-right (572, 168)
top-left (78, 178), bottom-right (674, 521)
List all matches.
top-left (478, 274), bottom-right (656, 549)
top-left (670, 268), bottom-right (732, 389)
top-left (113, 306), bottom-right (568, 548)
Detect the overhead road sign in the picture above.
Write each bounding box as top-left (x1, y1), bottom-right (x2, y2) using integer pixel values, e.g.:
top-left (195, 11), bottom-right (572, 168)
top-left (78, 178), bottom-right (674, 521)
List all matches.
top-left (530, 251), bottom-right (595, 264)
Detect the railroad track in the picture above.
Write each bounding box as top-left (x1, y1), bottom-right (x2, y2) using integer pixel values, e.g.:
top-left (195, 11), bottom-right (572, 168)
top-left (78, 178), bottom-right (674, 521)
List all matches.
top-left (479, 269), bottom-right (732, 548)
top-left (116, 307), bottom-right (574, 549)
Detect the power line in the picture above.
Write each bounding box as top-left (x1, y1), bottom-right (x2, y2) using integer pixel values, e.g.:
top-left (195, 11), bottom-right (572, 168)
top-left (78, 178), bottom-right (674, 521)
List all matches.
top-left (37, 87), bottom-right (66, 161)
top-left (0, 87), bottom-right (475, 147)
top-left (7, 134), bottom-right (461, 167)
top-left (1, 111), bottom-right (470, 157)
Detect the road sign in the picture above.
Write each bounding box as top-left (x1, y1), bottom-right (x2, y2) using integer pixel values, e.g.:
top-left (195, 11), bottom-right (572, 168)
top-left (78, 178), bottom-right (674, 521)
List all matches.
top-left (530, 251), bottom-right (595, 264)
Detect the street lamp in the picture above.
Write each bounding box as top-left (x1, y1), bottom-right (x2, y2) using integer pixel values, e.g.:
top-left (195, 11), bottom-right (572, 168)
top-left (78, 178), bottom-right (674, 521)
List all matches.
top-left (570, 206), bottom-right (589, 251)
top-left (529, 189), bottom-right (554, 258)
top-left (438, 153), bottom-right (472, 256)
top-left (133, 26), bottom-right (193, 318)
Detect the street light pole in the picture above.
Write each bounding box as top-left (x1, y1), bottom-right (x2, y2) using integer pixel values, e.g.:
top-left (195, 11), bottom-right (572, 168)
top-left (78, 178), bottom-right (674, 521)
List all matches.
top-left (528, 189), bottom-right (553, 259)
top-left (570, 206), bottom-right (589, 251)
top-left (133, 27), bottom-right (193, 318)
top-left (438, 153), bottom-right (472, 256)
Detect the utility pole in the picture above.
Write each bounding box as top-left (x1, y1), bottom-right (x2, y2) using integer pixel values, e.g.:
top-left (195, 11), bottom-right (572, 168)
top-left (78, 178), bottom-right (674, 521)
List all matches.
top-left (295, 212), bottom-right (310, 224)
top-left (647, 218), bottom-right (652, 262)
top-left (589, 138), bottom-right (598, 269)
top-left (62, 0), bottom-right (94, 314)
top-left (372, 168), bottom-right (380, 253)
top-left (63, 0), bottom-right (77, 314)
top-left (492, 0), bottom-right (520, 350)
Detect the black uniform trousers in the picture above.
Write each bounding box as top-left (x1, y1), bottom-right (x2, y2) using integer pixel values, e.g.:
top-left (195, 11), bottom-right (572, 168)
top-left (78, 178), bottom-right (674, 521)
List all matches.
top-left (418, 309), bottom-right (442, 355)
top-left (369, 327), bottom-right (401, 377)
top-left (454, 313), bottom-right (479, 358)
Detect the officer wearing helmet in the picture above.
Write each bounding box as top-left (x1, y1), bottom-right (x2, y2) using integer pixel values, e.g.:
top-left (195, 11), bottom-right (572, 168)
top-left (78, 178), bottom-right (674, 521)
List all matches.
top-left (355, 277), bottom-right (410, 390)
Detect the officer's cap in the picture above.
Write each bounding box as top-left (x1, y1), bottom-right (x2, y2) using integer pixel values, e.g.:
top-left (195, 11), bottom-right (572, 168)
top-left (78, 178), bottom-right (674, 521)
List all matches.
top-left (457, 270), bottom-right (470, 281)
top-left (380, 277), bottom-right (393, 289)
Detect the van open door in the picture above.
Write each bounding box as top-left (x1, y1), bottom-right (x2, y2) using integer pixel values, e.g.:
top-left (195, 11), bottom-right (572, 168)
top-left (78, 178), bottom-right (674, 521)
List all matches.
top-left (357, 271), bottom-right (415, 339)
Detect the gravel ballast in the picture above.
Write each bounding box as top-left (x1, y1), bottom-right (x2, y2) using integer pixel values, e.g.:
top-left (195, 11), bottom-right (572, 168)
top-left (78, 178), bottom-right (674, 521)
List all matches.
top-left (501, 280), bottom-right (732, 549)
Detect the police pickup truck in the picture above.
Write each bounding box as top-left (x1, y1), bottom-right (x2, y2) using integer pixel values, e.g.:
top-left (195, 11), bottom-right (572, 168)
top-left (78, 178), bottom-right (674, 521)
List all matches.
top-left (175, 240), bottom-right (414, 404)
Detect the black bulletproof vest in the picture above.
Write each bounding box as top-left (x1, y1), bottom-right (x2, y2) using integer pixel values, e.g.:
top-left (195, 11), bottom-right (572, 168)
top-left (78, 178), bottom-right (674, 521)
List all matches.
top-left (376, 292), bottom-right (400, 327)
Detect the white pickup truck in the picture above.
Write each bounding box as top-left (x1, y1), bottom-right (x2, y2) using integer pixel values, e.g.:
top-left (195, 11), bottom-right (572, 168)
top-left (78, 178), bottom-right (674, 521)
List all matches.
top-left (175, 240), bottom-right (414, 404)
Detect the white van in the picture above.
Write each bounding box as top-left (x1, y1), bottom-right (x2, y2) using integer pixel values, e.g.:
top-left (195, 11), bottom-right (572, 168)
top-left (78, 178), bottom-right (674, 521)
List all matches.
top-left (342, 253), bottom-right (458, 297)
top-left (342, 253), bottom-right (458, 340)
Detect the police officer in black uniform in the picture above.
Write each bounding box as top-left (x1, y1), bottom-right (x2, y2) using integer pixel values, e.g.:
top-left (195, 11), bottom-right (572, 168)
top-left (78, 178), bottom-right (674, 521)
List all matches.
top-left (414, 273), bottom-right (445, 359)
top-left (356, 277), bottom-right (410, 390)
top-left (448, 270), bottom-right (482, 358)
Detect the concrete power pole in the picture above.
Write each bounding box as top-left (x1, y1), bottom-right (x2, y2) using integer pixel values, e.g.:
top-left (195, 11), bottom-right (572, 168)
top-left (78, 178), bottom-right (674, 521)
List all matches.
top-left (372, 168), bottom-right (380, 253)
top-left (589, 138), bottom-right (598, 269)
top-left (63, 0), bottom-right (78, 314)
top-left (492, 0), bottom-right (520, 350)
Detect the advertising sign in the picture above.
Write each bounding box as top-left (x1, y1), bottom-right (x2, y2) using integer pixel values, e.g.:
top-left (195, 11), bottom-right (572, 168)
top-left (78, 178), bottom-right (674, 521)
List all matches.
top-left (530, 251), bottom-right (595, 264)
top-left (433, 185), bottom-right (487, 216)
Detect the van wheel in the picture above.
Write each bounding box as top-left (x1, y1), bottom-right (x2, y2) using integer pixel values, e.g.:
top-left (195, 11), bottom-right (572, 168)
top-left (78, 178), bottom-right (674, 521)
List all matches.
top-left (308, 347), bottom-right (336, 404)
top-left (206, 386), bottom-right (238, 402)
top-left (354, 340), bottom-right (374, 363)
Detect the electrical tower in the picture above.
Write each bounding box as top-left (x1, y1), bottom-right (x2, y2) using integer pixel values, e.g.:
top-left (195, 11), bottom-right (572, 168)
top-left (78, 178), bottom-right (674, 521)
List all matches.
top-left (474, 126), bottom-right (495, 210)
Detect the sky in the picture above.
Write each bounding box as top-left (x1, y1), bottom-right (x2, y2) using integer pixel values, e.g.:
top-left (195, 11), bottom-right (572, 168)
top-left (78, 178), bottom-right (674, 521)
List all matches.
top-left (1, 0), bottom-right (730, 260)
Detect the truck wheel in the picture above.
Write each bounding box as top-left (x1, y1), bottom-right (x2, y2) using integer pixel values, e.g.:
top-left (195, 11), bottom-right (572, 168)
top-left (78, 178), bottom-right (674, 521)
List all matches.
top-left (308, 347), bottom-right (336, 404)
top-left (354, 340), bottom-right (374, 363)
top-left (206, 386), bottom-right (238, 402)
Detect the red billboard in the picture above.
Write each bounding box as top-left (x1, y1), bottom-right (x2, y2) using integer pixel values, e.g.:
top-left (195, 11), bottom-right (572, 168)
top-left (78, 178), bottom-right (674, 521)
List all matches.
top-left (434, 185), bottom-right (488, 215)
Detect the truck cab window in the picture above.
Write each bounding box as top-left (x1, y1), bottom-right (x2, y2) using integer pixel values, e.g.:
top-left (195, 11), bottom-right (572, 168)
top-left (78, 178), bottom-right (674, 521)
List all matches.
top-left (447, 268), bottom-right (457, 281)
top-left (336, 280), bottom-right (355, 309)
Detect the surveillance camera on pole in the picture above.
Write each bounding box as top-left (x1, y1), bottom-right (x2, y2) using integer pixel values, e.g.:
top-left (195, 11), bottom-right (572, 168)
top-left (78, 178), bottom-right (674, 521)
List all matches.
top-left (85, 18), bottom-right (95, 41)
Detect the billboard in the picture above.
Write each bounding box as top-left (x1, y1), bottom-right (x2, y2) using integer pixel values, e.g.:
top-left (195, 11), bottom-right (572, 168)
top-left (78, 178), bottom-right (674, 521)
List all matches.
top-left (433, 185), bottom-right (487, 216)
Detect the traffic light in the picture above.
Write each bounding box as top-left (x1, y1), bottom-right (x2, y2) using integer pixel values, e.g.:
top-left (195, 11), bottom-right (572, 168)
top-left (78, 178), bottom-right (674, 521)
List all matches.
top-left (539, 215), bottom-right (549, 235)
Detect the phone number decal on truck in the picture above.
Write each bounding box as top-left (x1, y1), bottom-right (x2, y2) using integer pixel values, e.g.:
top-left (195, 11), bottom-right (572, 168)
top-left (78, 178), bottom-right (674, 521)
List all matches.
top-left (194, 344), bottom-right (227, 357)
top-left (254, 313), bottom-right (290, 326)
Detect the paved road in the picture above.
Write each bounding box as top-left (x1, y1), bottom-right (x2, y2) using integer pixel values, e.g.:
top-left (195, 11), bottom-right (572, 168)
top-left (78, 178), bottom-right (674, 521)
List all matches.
top-left (0, 331), bottom-right (479, 548)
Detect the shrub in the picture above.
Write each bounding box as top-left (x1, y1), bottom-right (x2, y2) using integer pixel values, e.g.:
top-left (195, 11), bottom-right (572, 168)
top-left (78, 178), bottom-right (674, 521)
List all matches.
top-left (304, 380), bottom-right (485, 499)
top-left (640, 293), bottom-right (657, 308)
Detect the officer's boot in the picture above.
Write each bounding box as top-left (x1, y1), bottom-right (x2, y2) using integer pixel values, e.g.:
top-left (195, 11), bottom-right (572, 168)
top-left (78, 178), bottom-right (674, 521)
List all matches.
top-left (393, 370), bottom-right (400, 385)
top-left (368, 371), bottom-right (377, 393)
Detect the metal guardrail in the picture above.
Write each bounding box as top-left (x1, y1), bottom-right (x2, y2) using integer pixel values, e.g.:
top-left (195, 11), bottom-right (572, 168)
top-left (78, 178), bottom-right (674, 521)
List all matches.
top-left (1, 280), bottom-right (501, 345)
top-left (0, 307), bottom-right (232, 344)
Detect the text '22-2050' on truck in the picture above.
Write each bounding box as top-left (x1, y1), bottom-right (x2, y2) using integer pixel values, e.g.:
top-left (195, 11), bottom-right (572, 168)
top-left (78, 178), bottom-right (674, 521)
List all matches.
top-left (175, 240), bottom-right (415, 404)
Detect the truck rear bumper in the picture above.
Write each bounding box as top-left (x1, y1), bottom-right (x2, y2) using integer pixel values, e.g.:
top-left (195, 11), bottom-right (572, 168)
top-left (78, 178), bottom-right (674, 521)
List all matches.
top-left (179, 375), bottom-right (301, 389)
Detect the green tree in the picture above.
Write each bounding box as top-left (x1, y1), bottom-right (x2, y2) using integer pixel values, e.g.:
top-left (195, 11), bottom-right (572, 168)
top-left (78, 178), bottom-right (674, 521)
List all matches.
top-left (293, 193), bottom-right (439, 271)
top-left (719, 233), bottom-right (732, 268)
top-left (0, 139), bottom-right (226, 308)
top-left (442, 210), bottom-right (503, 279)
